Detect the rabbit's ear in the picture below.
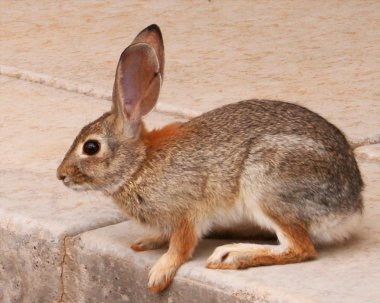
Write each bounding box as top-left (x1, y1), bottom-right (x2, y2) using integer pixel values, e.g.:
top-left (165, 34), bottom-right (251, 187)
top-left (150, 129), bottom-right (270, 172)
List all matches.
top-left (112, 24), bottom-right (164, 138)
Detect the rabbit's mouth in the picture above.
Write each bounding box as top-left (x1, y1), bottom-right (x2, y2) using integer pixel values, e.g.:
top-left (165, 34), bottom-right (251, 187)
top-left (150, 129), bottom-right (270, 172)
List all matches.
top-left (61, 176), bottom-right (93, 192)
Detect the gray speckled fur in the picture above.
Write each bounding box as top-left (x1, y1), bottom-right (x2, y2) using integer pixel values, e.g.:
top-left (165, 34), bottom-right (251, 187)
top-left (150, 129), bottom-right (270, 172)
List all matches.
top-left (111, 99), bottom-right (363, 232)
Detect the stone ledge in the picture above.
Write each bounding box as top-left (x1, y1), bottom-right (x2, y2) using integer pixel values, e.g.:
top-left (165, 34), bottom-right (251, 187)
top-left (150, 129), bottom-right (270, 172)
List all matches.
top-left (355, 144), bottom-right (380, 163)
top-left (0, 65), bottom-right (197, 120)
top-left (63, 222), bottom-right (306, 303)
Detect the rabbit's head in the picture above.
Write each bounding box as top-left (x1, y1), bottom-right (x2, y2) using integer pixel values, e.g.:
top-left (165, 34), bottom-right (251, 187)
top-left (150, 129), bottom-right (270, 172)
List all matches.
top-left (57, 24), bottom-right (164, 194)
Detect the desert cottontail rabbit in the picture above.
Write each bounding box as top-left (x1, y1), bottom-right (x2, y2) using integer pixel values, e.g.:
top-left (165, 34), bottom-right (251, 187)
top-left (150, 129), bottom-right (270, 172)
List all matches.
top-left (57, 24), bottom-right (363, 293)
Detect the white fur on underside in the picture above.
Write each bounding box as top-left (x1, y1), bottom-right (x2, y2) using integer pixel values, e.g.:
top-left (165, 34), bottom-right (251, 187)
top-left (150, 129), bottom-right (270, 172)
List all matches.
top-left (309, 211), bottom-right (363, 245)
top-left (200, 194), bottom-right (362, 247)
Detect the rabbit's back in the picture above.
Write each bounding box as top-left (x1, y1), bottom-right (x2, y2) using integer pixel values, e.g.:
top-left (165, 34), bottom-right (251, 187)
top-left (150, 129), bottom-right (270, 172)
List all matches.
top-left (178, 99), bottom-right (362, 197)
top-left (184, 99), bottom-right (350, 151)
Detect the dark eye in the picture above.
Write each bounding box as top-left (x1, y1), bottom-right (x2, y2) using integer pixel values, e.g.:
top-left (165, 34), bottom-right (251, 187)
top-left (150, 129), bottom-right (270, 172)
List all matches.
top-left (83, 140), bottom-right (100, 156)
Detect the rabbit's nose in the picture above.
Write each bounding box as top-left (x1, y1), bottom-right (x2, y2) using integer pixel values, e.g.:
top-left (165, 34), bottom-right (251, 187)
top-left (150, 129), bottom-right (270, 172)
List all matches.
top-left (57, 165), bottom-right (67, 181)
top-left (57, 173), bottom-right (66, 181)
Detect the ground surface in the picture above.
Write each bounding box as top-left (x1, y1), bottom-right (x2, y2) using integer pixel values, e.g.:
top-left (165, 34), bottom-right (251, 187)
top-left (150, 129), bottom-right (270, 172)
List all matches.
top-left (0, 1), bottom-right (379, 302)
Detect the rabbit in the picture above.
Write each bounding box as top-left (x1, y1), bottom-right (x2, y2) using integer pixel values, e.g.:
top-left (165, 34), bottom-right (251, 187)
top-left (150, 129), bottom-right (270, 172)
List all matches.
top-left (57, 24), bottom-right (363, 293)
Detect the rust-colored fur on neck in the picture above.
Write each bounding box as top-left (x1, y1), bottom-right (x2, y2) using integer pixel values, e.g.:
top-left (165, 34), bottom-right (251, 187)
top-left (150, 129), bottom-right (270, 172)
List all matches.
top-left (141, 122), bottom-right (184, 150)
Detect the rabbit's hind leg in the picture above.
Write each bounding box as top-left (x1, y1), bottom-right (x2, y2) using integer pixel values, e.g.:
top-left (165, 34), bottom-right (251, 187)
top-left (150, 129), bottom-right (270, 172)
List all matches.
top-left (206, 223), bottom-right (317, 269)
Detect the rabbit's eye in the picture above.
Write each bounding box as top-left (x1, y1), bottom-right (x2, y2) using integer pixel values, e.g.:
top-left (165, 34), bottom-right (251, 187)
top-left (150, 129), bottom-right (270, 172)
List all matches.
top-left (83, 140), bottom-right (100, 156)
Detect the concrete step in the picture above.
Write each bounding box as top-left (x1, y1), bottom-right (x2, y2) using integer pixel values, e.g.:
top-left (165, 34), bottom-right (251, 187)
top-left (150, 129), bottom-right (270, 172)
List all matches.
top-left (62, 161), bottom-right (380, 303)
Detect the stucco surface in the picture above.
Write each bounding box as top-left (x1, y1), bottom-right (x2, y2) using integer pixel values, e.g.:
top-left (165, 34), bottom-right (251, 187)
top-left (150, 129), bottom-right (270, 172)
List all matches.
top-left (1, 0), bottom-right (379, 145)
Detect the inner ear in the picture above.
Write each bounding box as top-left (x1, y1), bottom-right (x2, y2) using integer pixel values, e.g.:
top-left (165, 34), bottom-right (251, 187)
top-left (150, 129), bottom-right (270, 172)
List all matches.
top-left (115, 43), bottom-right (161, 118)
top-left (112, 25), bottom-right (164, 138)
top-left (113, 44), bottom-right (161, 138)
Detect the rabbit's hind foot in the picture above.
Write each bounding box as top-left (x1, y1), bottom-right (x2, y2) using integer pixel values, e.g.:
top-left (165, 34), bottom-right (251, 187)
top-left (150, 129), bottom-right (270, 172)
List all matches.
top-left (206, 223), bottom-right (317, 269)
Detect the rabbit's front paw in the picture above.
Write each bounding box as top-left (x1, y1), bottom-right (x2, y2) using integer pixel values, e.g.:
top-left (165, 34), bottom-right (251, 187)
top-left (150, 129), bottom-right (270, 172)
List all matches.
top-left (148, 253), bottom-right (177, 293)
top-left (131, 235), bottom-right (168, 252)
